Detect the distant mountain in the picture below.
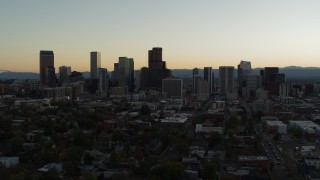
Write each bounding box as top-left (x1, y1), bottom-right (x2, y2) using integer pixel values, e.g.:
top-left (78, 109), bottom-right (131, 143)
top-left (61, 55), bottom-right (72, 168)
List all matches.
top-left (0, 71), bottom-right (39, 79)
top-left (0, 71), bottom-right (91, 80)
top-left (171, 66), bottom-right (320, 79)
top-left (1, 66), bottom-right (320, 80)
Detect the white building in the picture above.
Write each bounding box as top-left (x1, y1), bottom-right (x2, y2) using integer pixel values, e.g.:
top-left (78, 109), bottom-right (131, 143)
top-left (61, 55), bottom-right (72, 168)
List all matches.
top-left (0, 157), bottom-right (19, 168)
top-left (266, 120), bottom-right (287, 134)
top-left (305, 157), bottom-right (320, 168)
top-left (289, 121), bottom-right (320, 136)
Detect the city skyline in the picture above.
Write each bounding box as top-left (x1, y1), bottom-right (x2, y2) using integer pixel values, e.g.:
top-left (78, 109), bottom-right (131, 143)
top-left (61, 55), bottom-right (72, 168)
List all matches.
top-left (1, 1), bottom-right (320, 72)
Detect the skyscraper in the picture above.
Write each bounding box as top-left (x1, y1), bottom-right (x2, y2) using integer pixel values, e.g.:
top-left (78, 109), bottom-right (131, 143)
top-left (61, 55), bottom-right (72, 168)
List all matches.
top-left (204, 67), bottom-right (213, 94)
top-left (98, 68), bottom-right (109, 93)
top-left (219, 66), bottom-right (234, 94)
top-left (238, 60), bottom-right (252, 87)
top-left (59, 66), bottom-right (71, 85)
top-left (147, 47), bottom-right (170, 89)
top-left (193, 75), bottom-right (202, 94)
top-left (162, 78), bottom-right (183, 99)
top-left (135, 71), bottom-right (141, 91)
top-left (118, 57), bottom-right (134, 92)
top-left (40, 50), bottom-right (55, 86)
top-left (264, 67), bottom-right (279, 95)
top-left (193, 68), bottom-right (199, 77)
top-left (140, 67), bottom-right (149, 90)
top-left (111, 63), bottom-right (119, 87)
top-left (90, 51), bottom-right (101, 79)
top-left (192, 68), bottom-right (200, 93)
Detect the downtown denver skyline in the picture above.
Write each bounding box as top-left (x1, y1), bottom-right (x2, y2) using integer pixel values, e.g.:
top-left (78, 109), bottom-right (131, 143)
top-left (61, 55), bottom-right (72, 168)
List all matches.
top-left (1, 0), bottom-right (320, 72)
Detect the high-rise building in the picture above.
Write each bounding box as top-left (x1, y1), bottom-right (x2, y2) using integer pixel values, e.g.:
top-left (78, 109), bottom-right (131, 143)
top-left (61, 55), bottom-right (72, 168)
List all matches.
top-left (197, 80), bottom-right (209, 100)
top-left (219, 66), bottom-right (234, 94)
top-left (279, 83), bottom-right (290, 97)
top-left (118, 57), bottom-right (134, 92)
top-left (193, 68), bottom-right (199, 76)
top-left (59, 66), bottom-right (71, 85)
top-left (162, 78), bottom-right (183, 99)
top-left (90, 51), bottom-right (101, 79)
top-left (304, 84), bottom-right (314, 96)
top-left (40, 50), bottom-right (56, 86)
top-left (147, 47), bottom-right (170, 89)
top-left (193, 75), bottom-right (202, 94)
top-left (98, 68), bottom-right (109, 93)
top-left (140, 67), bottom-right (149, 90)
top-left (246, 75), bottom-right (262, 91)
top-left (193, 68), bottom-right (200, 93)
top-left (135, 70), bottom-right (141, 91)
top-left (238, 61), bottom-right (252, 87)
top-left (204, 67), bottom-right (213, 94)
top-left (69, 71), bottom-right (84, 83)
top-left (111, 63), bottom-right (119, 87)
top-left (264, 67), bottom-right (279, 95)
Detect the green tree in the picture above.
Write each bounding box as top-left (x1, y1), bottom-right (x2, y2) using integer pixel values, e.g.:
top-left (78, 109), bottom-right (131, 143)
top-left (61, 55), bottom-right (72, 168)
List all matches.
top-left (61, 146), bottom-right (83, 175)
top-left (209, 132), bottom-right (223, 148)
top-left (73, 129), bottom-right (92, 148)
top-left (110, 151), bottom-right (122, 164)
top-left (150, 162), bottom-right (185, 180)
top-left (9, 137), bottom-right (24, 155)
top-left (202, 162), bottom-right (217, 179)
top-left (292, 128), bottom-right (303, 139)
top-left (82, 172), bottom-right (97, 180)
top-left (140, 104), bottom-right (151, 116)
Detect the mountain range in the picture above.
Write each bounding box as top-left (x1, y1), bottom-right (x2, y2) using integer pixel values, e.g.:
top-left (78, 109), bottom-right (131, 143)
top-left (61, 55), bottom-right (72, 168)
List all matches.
top-left (0, 66), bottom-right (320, 80)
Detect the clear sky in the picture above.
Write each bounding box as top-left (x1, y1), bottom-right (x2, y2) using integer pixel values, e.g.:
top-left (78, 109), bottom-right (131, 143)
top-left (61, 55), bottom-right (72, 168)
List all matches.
top-left (1, 0), bottom-right (320, 72)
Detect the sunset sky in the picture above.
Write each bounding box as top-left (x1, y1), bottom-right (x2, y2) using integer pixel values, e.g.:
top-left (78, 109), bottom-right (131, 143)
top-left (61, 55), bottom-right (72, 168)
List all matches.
top-left (1, 0), bottom-right (320, 72)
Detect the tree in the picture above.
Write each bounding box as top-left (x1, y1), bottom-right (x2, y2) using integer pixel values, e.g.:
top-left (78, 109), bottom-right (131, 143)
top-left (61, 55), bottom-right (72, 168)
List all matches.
top-left (44, 169), bottom-right (60, 180)
top-left (201, 162), bottom-right (217, 179)
top-left (61, 146), bottom-right (84, 175)
top-left (9, 137), bottom-right (24, 155)
top-left (110, 151), bottom-right (122, 164)
top-left (292, 128), bottom-right (303, 139)
top-left (176, 139), bottom-right (189, 156)
top-left (150, 162), bottom-right (185, 180)
top-left (209, 132), bottom-right (223, 148)
top-left (73, 129), bottom-right (92, 148)
top-left (140, 104), bottom-right (151, 116)
top-left (82, 172), bottom-right (97, 180)
top-left (273, 133), bottom-right (281, 141)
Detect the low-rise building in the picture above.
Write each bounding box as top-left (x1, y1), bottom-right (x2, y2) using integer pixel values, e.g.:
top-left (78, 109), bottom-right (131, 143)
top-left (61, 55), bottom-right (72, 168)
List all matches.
top-left (266, 120), bottom-right (287, 134)
top-left (289, 120), bottom-right (320, 137)
top-left (238, 156), bottom-right (268, 169)
top-left (305, 157), bottom-right (320, 168)
top-left (0, 157), bottom-right (19, 168)
top-left (252, 100), bottom-right (272, 113)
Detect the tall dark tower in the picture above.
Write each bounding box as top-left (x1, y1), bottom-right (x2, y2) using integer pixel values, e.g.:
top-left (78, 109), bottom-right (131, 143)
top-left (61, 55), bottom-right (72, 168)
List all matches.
top-left (204, 67), bottom-right (213, 94)
top-left (264, 67), bottom-right (279, 96)
top-left (147, 47), bottom-right (170, 90)
top-left (148, 47), bottom-right (162, 69)
top-left (40, 50), bottom-right (55, 86)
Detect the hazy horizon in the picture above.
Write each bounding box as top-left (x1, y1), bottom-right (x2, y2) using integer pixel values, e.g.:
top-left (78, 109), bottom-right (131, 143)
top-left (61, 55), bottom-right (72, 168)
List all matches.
top-left (1, 1), bottom-right (320, 72)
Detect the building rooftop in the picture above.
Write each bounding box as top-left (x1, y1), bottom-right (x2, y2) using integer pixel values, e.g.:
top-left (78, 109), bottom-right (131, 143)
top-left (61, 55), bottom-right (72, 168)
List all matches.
top-left (239, 156), bottom-right (268, 161)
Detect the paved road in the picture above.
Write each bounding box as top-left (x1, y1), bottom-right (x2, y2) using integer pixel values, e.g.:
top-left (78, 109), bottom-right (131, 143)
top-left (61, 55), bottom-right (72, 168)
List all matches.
top-left (255, 124), bottom-right (289, 180)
